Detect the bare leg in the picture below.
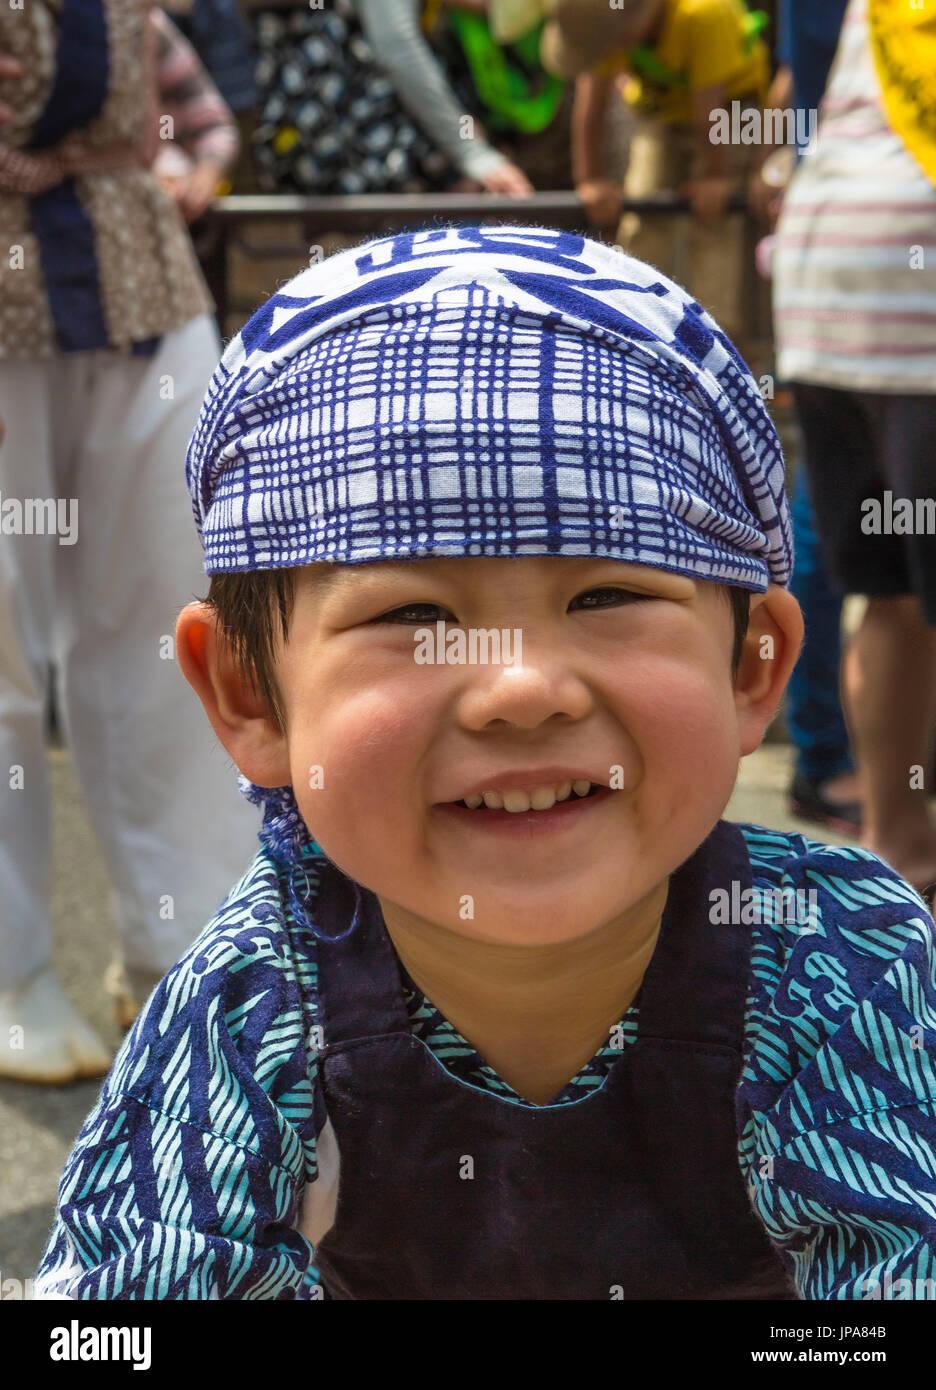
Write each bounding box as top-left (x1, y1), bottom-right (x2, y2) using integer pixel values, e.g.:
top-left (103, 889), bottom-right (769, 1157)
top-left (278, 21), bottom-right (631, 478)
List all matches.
top-left (842, 594), bottom-right (936, 894)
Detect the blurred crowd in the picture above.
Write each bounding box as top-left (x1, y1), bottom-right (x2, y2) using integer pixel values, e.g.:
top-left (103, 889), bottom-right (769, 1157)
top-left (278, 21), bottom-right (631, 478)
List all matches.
top-left (1, 0), bottom-right (936, 1083)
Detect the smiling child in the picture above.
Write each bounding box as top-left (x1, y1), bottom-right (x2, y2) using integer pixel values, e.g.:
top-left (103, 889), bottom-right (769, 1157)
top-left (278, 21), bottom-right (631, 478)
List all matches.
top-left (36, 226), bottom-right (936, 1300)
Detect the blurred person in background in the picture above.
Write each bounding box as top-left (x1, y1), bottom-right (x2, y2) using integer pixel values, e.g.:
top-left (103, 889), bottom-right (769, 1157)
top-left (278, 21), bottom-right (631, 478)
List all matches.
top-left (770, 0), bottom-right (936, 903)
top-left (0, 0), bottom-right (260, 1083)
top-left (247, 0), bottom-right (533, 195)
top-left (427, 0), bottom-right (573, 190)
top-left (151, 7), bottom-right (242, 221)
top-left (161, 0), bottom-right (260, 194)
top-left (542, 0), bottom-right (769, 343)
top-left (747, 0), bottom-right (861, 839)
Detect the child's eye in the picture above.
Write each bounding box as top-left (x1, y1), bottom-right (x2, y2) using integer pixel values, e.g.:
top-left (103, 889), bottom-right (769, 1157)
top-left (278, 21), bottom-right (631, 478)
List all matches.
top-left (371, 603), bottom-right (454, 624)
top-left (371, 589), bottom-right (651, 623)
top-left (571, 587), bottom-right (653, 609)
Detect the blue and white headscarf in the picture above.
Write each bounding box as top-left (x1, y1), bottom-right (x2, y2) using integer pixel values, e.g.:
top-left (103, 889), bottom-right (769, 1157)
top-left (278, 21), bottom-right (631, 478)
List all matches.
top-left (185, 224), bottom-right (793, 876)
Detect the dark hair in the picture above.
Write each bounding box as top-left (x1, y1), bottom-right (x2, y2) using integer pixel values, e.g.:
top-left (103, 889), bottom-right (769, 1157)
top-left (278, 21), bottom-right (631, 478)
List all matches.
top-left (203, 569), bottom-right (751, 734)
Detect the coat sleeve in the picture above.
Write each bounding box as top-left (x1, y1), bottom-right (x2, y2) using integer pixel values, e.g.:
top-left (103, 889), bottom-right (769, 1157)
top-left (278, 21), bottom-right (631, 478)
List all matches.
top-left (35, 856), bottom-right (326, 1301)
top-left (351, 0), bottom-right (506, 180)
top-left (151, 7), bottom-right (240, 170)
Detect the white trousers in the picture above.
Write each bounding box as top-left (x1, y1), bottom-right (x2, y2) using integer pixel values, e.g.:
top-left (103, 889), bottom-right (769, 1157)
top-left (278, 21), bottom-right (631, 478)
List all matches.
top-left (0, 314), bottom-right (260, 990)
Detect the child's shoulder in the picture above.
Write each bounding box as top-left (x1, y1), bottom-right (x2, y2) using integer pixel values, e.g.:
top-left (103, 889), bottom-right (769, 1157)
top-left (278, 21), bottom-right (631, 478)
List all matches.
top-left (733, 818), bottom-right (928, 897)
top-left (732, 817), bottom-right (933, 919)
top-left (163, 845), bottom-right (307, 1009)
top-left (728, 818), bottom-right (935, 1001)
top-left (670, 0), bottom-right (756, 44)
top-left (731, 823), bottom-right (936, 1145)
top-left (106, 845), bottom-right (317, 1120)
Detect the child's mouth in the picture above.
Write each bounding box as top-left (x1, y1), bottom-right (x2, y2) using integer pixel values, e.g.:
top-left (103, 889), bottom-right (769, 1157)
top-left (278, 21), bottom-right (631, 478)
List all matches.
top-left (436, 783), bottom-right (612, 835)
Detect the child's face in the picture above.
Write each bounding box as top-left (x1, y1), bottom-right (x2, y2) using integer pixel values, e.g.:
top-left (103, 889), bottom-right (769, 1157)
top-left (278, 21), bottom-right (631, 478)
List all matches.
top-left (256, 555), bottom-right (791, 946)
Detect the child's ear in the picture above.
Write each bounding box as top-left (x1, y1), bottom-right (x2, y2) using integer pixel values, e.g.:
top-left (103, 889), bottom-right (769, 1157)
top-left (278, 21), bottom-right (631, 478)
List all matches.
top-left (175, 601), bottom-right (291, 788)
top-left (732, 584), bottom-right (804, 757)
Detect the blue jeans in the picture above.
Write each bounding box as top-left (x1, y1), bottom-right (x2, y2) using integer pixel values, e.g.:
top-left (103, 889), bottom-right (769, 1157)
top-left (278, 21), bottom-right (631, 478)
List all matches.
top-left (785, 462), bottom-right (854, 784)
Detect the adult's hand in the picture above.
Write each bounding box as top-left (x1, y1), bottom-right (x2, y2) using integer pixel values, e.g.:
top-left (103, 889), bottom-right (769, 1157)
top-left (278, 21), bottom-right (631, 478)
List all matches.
top-left (748, 146), bottom-right (795, 230)
top-left (156, 160), bottom-right (225, 222)
top-left (747, 168), bottom-right (783, 228)
top-left (481, 159), bottom-right (534, 196)
top-left (0, 53), bottom-right (24, 123)
top-left (575, 177), bottom-right (621, 231)
top-left (682, 173), bottom-right (734, 223)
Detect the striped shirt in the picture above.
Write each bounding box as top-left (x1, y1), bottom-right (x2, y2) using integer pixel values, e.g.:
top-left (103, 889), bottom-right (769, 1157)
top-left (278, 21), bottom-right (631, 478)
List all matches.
top-left (34, 822), bottom-right (936, 1300)
top-left (771, 0), bottom-right (936, 393)
top-left (152, 8), bottom-right (240, 170)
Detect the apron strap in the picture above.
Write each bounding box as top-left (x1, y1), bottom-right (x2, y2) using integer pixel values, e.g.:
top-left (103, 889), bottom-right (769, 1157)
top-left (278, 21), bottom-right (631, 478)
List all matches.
top-left (312, 858), bottom-right (413, 1045)
top-left (632, 818), bottom-right (755, 1050)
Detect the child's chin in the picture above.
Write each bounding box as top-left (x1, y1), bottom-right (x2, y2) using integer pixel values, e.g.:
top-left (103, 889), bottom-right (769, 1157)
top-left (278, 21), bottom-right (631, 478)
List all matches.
top-left (443, 896), bottom-right (633, 947)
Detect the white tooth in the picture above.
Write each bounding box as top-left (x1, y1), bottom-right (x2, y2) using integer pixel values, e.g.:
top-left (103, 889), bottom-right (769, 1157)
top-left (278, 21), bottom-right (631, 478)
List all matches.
top-left (555, 782), bottom-right (572, 802)
top-left (463, 794), bottom-right (484, 809)
top-left (572, 780), bottom-right (592, 798)
top-left (530, 785), bottom-right (557, 810)
top-left (503, 789), bottom-right (532, 813)
top-left (482, 790), bottom-right (504, 810)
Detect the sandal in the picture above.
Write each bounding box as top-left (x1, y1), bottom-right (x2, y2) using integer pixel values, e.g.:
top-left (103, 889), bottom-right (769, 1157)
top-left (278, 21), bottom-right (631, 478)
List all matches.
top-left (103, 958), bottom-right (163, 1032)
top-left (0, 966), bottom-right (112, 1084)
top-left (786, 770), bottom-right (863, 838)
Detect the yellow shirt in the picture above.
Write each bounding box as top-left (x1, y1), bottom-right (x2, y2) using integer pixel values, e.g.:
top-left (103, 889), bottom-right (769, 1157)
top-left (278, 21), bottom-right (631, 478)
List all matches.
top-left (596, 0), bottom-right (769, 125)
top-left (869, 0), bottom-right (936, 187)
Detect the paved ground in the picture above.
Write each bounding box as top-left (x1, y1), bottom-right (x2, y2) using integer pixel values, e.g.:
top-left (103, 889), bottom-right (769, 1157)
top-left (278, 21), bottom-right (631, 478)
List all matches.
top-left (0, 731), bottom-right (862, 1289)
top-left (0, 746), bottom-right (129, 1293)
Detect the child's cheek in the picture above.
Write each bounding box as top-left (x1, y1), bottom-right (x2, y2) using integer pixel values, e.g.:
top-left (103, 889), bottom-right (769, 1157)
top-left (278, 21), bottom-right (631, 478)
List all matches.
top-left (289, 686), bottom-right (435, 865)
top-left (619, 650), bottom-right (740, 796)
top-left (619, 625), bottom-right (733, 721)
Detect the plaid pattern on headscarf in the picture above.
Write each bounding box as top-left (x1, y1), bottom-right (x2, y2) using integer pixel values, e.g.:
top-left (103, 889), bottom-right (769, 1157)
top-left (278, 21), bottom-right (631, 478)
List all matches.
top-left (185, 224), bottom-right (793, 858)
top-left (187, 224), bottom-right (792, 589)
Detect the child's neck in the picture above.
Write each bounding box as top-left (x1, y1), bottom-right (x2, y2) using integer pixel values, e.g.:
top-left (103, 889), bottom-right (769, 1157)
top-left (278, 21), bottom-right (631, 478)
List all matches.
top-left (378, 878), bottom-right (670, 1106)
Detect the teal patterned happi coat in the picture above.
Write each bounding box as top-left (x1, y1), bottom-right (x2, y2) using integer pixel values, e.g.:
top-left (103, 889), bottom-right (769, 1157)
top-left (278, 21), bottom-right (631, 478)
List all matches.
top-left (35, 821), bottom-right (936, 1300)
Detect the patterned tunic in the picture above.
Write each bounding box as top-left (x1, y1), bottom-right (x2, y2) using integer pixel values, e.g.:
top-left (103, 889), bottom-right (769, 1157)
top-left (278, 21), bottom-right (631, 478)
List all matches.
top-left (0, 0), bottom-right (215, 358)
top-left (249, 0), bottom-right (499, 195)
top-left (35, 822), bottom-right (936, 1300)
top-left (771, 0), bottom-right (936, 393)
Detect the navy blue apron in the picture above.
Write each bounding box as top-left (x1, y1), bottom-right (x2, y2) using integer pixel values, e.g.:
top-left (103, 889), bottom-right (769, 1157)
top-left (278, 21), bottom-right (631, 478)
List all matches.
top-left (311, 818), bottom-right (798, 1300)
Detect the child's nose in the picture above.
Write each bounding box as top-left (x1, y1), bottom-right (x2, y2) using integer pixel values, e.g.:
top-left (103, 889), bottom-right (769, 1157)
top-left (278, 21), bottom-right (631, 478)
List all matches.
top-left (453, 649), bottom-right (595, 732)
